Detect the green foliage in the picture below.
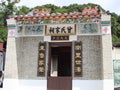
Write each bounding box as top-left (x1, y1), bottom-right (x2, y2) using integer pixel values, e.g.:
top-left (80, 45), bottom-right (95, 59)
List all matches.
top-left (54, 8), bottom-right (68, 14)
top-left (0, 0), bottom-right (20, 26)
top-left (0, 27), bottom-right (7, 42)
top-left (110, 12), bottom-right (120, 44)
top-left (0, 0), bottom-right (19, 43)
top-left (16, 6), bottom-right (30, 15)
top-left (65, 4), bottom-right (82, 13)
top-left (34, 4), bottom-right (60, 13)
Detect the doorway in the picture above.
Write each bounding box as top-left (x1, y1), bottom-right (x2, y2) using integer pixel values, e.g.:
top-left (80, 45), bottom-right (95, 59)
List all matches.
top-left (47, 42), bottom-right (72, 90)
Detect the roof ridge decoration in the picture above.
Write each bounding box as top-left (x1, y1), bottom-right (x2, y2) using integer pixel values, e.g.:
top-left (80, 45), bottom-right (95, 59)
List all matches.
top-left (14, 6), bottom-right (102, 25)
top-left (82, 6), bottom-right (100, 14)
top-left (33, 8), bottom-right (51, 16)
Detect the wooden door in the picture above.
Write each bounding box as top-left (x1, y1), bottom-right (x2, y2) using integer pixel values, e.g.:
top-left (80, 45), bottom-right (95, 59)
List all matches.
top-left (47, 42), bottom-right (72, 90)
top-left (47, 77), bottom-right (72, 90)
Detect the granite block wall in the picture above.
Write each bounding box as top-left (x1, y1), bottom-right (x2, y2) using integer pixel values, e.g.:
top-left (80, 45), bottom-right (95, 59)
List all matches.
top-left (16, 37), bottom-right (44, 79)
top-left (76, 36), bottom-right (102, 80)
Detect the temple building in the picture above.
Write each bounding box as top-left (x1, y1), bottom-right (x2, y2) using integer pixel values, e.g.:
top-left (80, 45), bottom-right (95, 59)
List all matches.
top-left (4, 6), bottom-right (113, 90)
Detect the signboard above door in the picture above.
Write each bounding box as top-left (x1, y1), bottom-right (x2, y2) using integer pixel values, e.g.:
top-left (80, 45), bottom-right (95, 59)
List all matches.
top-left (45, 24), bottom-right (76, 36)
top-left (51, 36), bottom-right (69, 40)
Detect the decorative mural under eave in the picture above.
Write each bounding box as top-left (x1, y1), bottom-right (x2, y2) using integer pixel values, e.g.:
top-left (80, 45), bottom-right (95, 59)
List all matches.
top-left (15, 6), bottom-right (101, 25)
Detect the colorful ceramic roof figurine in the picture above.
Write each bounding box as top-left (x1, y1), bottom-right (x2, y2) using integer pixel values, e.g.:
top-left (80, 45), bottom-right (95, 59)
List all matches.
top-left (13, 6), bottom-right (102, 24)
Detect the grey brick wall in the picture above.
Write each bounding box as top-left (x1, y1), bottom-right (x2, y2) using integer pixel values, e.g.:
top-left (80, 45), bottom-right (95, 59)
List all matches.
top-left (16, 37), bottom-right (44, 79)
top-left (76, 36), bottom-right (102, 80)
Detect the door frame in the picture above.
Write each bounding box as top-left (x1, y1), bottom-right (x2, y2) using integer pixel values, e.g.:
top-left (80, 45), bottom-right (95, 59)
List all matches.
top-left (47, 42), bottom-right (72, 77)
top-left (47, 42), bottom-right (72, 90)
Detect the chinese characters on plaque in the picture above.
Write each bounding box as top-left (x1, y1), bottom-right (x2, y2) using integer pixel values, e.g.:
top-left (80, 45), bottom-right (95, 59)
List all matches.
top-left (51, 36), bottom-right (69, 40)
top-left (45, 24), bottom-right (76, 36)
top-left (37, 42), bottom-right (46, 76)
top-left (74, 41), bottom-right (82, 77)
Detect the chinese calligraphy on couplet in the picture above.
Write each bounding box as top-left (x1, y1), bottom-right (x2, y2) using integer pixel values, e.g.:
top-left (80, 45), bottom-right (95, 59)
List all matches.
top-left (74, 41), bottom-right (82, 77)
top-left (37, 42), bottom-right (46, 76)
